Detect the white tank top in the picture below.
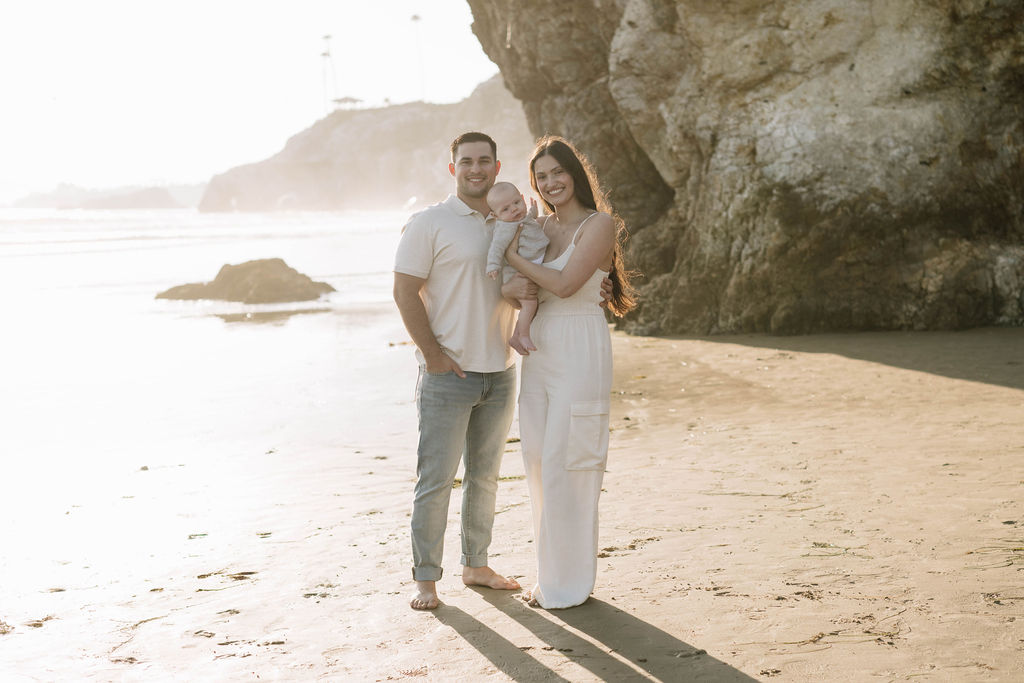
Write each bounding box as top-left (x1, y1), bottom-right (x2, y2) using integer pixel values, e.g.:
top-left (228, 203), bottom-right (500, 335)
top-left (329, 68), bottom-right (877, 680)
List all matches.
top-left (537, 213), bottom-right (608, 316)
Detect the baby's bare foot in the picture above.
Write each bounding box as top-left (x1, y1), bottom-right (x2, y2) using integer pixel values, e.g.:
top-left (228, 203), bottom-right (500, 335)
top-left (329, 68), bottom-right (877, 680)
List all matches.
top-left (518, 334), bottom-right (537, 352)
top-left (510, 336), bottom-right (530, 356)
top-left (410, 580), bottom-right (440, 610)
top-left (462, 566), bottom-right (521, 591)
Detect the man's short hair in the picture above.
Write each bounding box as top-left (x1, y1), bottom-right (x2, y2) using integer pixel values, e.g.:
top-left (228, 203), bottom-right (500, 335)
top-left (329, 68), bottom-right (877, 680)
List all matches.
top-left (451, 132), bottom-right (497, 163)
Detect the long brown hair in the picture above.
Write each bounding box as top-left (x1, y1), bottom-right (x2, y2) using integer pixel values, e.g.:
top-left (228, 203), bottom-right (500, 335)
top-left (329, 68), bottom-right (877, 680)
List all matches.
top-left (529, 135), bottom-right (637, 316)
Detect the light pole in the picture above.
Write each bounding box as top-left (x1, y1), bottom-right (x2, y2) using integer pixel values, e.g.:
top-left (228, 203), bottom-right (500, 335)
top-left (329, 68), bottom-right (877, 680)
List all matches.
top-left (321, 34), bottom-right (339, 113)
top-left (411, 14), bottom-right (425, 101)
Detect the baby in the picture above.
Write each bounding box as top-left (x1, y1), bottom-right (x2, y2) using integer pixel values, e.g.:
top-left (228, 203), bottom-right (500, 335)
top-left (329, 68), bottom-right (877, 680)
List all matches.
top-left (486, 181), bottom-right (549, 355)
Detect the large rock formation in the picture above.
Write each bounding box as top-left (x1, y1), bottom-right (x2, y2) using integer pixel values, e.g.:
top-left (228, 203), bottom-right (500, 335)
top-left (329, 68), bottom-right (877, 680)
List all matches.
top-left (156, 258), bottom-right (334, 304)
top-left (199, 76), bottom-right (534, 212)
top-left (469, 0), bottom-right (1024, 333)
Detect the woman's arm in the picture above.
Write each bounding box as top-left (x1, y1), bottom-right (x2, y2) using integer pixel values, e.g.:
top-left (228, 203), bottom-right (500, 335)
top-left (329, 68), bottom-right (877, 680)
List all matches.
top-left (501, 273), bottom-right (537, 308)
top-left (505, 213), bottom-right (614, 298)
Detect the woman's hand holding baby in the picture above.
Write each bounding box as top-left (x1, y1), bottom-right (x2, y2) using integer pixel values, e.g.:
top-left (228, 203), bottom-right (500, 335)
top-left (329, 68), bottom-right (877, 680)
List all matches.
top-left (504, 224), bottom-right (525, 263)
top-left (502, 273), bottom-right (537, 304)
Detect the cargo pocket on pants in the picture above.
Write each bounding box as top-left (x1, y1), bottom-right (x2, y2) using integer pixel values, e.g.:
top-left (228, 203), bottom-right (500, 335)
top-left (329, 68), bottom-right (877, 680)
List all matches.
top-left (565, 400), bottom-right (610, 471)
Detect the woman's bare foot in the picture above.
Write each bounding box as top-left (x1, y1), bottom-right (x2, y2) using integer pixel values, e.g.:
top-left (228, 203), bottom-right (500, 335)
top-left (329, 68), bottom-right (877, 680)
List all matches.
top-left (410, 580), bottom-right (440, 610)
top-left (462, 566), bottom-right (521, 591)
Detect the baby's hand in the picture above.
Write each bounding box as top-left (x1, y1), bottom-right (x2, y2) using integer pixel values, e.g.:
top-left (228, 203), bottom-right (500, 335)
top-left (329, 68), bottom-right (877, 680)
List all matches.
top-left (487, 270), bottom-right (499, 280)
top-left (527, 198), bottom-right (538, 220)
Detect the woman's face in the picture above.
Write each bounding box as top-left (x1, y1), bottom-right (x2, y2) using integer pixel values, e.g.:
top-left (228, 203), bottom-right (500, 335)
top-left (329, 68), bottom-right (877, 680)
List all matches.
top-left (532, 154), bottom-right (575, 209)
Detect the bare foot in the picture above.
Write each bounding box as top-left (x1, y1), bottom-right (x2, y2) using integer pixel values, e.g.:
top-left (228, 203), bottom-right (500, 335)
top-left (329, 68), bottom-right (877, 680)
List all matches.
top-left (518, 334), bottom-right (537, 352)
top-left (520, 590), bottom-right (539, 607)
top-left (462, 566), bottom-right (521, 591)
top-left (510, 335), bottom-right (530, 356)
top-left (410, 580), bottom-right (440, 610)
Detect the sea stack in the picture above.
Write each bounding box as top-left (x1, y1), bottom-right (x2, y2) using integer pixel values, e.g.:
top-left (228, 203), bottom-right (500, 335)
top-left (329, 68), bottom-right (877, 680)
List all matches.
top-left (156, 258), bottom-right (335, 304)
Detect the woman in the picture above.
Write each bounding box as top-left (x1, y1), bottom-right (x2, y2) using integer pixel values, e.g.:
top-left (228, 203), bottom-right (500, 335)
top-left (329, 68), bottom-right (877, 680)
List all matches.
top-left (504, 135), bottom-right (637, 608)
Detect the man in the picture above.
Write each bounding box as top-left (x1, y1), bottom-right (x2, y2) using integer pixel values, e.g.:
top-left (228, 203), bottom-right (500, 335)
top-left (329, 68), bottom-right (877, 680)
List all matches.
top-left (393, 132), bottom-right (529, 610)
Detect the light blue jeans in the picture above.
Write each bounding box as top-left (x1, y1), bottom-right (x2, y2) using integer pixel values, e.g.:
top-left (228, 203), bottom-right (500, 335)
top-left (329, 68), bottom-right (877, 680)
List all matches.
top-left (411, 366), bottom-right (516, 581)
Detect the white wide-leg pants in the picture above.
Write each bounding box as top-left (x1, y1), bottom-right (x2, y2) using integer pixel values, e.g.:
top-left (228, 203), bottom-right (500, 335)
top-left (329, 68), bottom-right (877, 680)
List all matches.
top-left (519, 308), bottom-right (611, 609)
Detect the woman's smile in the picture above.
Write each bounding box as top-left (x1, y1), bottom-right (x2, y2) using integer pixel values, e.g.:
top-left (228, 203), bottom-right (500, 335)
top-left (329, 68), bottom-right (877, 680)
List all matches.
top-left (533, 154), bottom-right (575, 206)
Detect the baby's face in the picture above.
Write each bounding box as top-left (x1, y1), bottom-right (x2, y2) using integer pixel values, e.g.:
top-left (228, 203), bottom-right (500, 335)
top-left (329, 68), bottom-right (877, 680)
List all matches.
top-left (489, 190), bottom-right (527, 222)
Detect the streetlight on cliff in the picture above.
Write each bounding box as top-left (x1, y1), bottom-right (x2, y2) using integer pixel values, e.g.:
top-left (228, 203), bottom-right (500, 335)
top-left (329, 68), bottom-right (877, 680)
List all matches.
top-left (411, 14), bottom-right (425, 101)
top-left (321, 34), bottom-right (340, 113)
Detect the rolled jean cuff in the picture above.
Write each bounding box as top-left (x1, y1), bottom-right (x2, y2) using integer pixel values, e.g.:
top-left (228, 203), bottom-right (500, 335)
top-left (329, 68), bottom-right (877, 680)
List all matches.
top-left (412, 566), bottom-right (443, 581)
top-left (462, 553), bottom-right (488, 568)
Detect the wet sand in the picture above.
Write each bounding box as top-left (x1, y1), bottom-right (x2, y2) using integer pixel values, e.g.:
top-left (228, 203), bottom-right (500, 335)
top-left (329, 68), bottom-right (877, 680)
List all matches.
top-left (2, 327), bottom-right (1023, 681)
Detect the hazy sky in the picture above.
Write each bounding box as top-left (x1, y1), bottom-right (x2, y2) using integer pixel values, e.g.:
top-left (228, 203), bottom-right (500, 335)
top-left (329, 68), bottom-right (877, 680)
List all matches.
top-left (0, 1), bottom-right (498, 202)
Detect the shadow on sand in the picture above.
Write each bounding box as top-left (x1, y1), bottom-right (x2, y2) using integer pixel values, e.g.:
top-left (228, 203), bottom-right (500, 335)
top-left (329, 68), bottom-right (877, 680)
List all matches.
top-left (433, 590), bottom-right (758, 682)
top-left (685, 326), bottom-right (1024, 392)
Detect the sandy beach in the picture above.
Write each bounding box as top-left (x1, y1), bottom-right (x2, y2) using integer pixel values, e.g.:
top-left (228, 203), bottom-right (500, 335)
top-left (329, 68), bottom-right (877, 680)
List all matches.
top-left (2, 324), bottom-right (1023, 681)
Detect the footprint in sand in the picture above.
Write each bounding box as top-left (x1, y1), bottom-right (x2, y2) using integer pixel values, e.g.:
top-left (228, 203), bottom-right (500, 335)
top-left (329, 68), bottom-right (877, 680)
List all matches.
top-left (197, 570), bottom-right (257, 581)
top-left (598, 536), bottom-right (662, 557)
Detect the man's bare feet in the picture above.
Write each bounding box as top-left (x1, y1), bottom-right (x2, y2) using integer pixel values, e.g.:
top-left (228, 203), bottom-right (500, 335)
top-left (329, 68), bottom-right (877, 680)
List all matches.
top-left (410, 580), bottom-right (440, 610)
top-left (462, 566), bottom-right (521, 591)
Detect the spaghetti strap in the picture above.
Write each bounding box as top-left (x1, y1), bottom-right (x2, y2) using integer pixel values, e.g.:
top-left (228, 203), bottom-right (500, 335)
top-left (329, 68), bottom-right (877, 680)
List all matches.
top-left (571, 212), bottom-right (598, 244)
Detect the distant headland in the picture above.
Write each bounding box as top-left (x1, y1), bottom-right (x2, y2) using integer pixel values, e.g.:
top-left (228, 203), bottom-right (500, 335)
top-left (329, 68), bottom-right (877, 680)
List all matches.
top-left (197, 75), bottom-right (532, 213)
top-left (10, 183), bottom-right (207, 210)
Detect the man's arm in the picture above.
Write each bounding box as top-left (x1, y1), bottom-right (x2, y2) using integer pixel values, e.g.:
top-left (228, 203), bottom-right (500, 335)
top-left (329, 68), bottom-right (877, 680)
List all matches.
top-left (393, 272), bottom-right (465, 378)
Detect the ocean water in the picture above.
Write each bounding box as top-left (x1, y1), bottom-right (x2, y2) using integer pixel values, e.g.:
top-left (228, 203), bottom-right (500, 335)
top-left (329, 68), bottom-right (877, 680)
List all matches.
top-left (0, 208), bottom-right (419, 528)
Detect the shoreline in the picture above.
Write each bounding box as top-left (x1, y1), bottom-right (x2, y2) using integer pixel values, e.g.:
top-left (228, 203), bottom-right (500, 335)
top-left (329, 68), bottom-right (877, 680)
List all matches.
top-left (2, 327), bottom-right (1022, 680)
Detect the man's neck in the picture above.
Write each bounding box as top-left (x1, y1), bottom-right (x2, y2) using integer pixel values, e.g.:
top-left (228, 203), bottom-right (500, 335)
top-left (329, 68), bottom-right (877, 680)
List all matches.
top-left (458, 192), bottom-right (491, 217)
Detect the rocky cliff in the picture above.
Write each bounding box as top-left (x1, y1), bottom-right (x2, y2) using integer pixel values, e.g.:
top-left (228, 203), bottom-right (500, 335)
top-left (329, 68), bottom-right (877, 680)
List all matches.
top-left (469, 0), bottom-right (1024, 333)
top-left (199, 76), bottom-right (533, 212)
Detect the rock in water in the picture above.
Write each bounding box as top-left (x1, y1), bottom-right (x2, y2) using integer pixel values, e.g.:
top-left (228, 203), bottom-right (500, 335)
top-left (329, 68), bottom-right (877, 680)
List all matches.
top-left (468, 0), bottom-right (1024, 334)
top-left (156, 258), bottom-right (335, 304)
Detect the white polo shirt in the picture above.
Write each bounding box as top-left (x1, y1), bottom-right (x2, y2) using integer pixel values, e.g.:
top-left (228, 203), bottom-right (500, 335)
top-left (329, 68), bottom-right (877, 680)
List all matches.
top-left (394, 194), bottom-right (516, 373)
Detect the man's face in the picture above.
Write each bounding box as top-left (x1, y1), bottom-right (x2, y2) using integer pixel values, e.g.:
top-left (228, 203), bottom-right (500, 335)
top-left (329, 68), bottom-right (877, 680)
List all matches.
top-left (489, 189), bottom-right (527, 222)
top-left (449, 141), bottom-right (499, 200)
